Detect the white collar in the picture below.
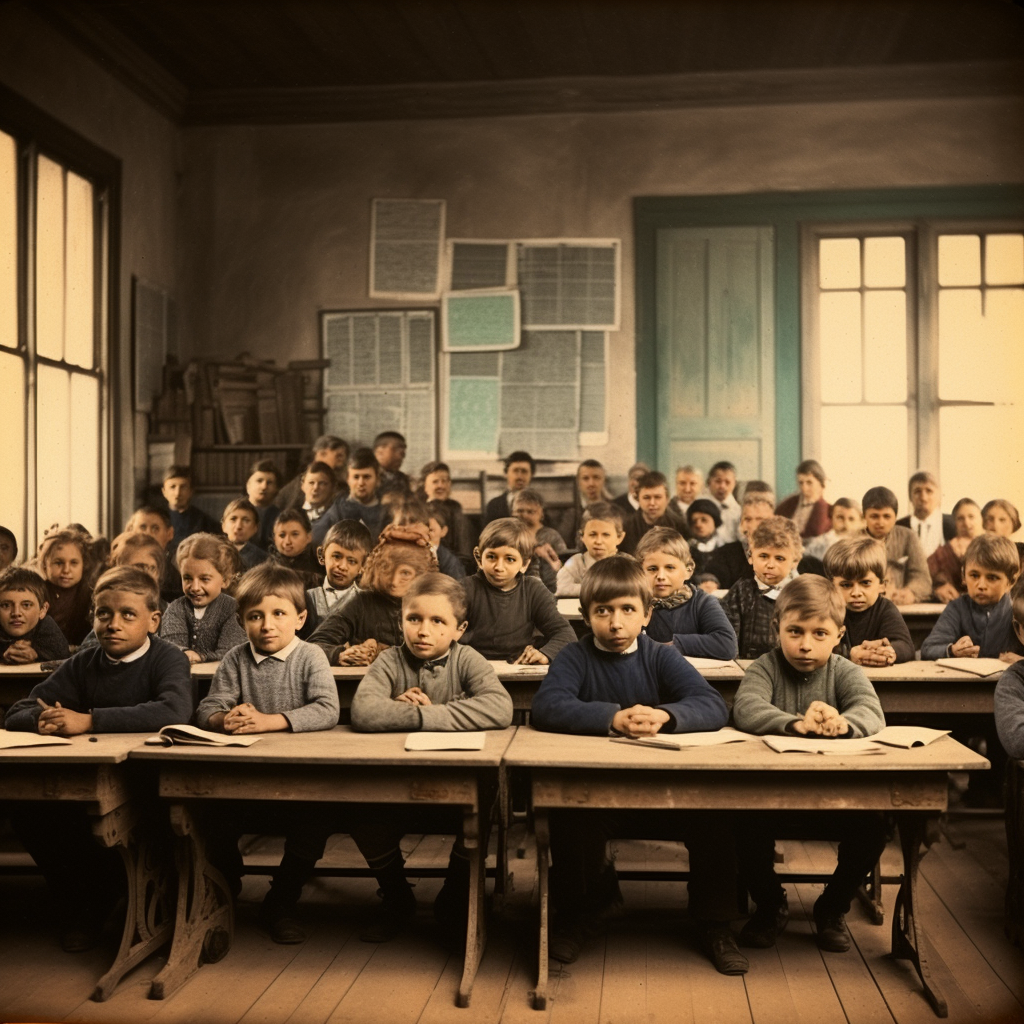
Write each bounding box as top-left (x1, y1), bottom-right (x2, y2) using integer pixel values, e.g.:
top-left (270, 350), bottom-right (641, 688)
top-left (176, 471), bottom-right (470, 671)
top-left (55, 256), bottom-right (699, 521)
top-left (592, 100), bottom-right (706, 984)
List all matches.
top-left (914, 508), bottom-right (943, 527)
top-left (594, 636), bottom-right (639, 655)
top-left (250, 635), bottom-right (301, 664)
top-left (105, 636), bottom-right (151, 664)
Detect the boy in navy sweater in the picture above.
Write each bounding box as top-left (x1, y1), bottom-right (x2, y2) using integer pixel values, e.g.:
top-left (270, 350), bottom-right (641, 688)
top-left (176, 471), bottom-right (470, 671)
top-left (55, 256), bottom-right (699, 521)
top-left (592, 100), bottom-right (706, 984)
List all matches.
top-left (531, 557), bottom-right (745, 975)
top-left (0, 566), bottom-right (70, 664)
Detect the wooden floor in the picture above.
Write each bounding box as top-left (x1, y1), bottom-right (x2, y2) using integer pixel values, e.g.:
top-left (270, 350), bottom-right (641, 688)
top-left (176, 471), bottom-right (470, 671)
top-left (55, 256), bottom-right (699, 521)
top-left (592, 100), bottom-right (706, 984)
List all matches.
top-left (0, 817), bottom-right (1020, 1024)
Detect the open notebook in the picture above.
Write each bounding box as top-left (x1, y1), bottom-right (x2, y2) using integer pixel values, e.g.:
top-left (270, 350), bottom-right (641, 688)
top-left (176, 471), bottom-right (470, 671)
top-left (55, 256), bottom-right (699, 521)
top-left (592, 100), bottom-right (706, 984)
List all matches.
top-left (611, 728), bottom-right (757, 751)
top-left (144, 724), bottom-right (261, 747)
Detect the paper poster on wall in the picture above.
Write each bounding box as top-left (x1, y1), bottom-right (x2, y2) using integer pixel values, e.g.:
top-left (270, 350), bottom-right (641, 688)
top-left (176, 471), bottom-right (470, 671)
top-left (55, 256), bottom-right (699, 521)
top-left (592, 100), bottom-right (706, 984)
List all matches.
top-left (517, 240), bottom-right (620, 330)
top-left (442, 290), bottom-right (520, 352)
top-left (369, 199), bottom-right (445, 300)
top-left (447, 240), bottom-right (513, 291)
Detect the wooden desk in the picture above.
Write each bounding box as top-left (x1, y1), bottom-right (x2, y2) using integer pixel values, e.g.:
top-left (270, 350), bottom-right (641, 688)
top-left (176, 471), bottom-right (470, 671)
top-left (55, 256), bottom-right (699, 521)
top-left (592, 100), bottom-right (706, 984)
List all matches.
top-left (503, 726), bottom-right (989, 1015)
top-left (0, 733), bottom-right (172, 1001)
top-left (0, 663), bottom-right (55, 721)
top-left (131, 725), bottom-right (518, 1007)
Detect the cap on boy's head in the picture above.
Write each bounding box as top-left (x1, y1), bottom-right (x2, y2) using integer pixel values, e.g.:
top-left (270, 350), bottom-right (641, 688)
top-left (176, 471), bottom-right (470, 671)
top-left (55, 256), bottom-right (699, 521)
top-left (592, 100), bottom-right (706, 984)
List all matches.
top-left (580, 555), bottom-right (654, 615)
top-left (749, 516), bottom-right (803, 555)
top-left (862, 486), bottom-right (899, 514)
top-left (93, 565), bottom-right (161, 612)
top-left (348, 447), bottom-right (380, 472)
top-left (503, 450), bottom-right (536, 473)
top-left (476, 517), bottom-right (534, 562)
top-left (404, 571), bottom-right (467, 623)
top-left (822, 535), bottom-right (887, 582)
top-left (963, 533), bottom-right (1020, 579)
top-left (234, 562), bottom-right (306, 615)
top-left (0, 566), bottom-right (48, 606)
top-left (163, 464), bottom-right (192, 482)
top-left (686, 498), bottom-right (722, 530)
top-left (773, 573), bottom-right (846, 631)
top-left (321, 519), bottom-right (372, 555)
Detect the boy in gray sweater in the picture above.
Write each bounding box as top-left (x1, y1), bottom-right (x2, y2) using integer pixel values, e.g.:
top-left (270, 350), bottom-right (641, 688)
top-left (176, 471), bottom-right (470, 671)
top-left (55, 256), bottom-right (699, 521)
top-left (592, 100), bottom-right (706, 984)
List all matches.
top-left (350, 573), bottom-right (513, 942)
top-left (732, 574), bottom-right (887, 954)
top-left (197, 563), bottom-right (340, 944)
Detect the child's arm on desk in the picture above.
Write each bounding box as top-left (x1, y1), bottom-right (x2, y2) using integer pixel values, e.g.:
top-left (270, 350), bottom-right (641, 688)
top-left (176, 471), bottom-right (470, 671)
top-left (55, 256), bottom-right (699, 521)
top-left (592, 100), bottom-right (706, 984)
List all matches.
top-left (3, 639), bottom-right (39, 664)
top-left (3, 657), bottom-right (92, 732)
top-left (526, 579), bottom-right (577, 664)
top-left (920, 600), bottom-right (971, 660)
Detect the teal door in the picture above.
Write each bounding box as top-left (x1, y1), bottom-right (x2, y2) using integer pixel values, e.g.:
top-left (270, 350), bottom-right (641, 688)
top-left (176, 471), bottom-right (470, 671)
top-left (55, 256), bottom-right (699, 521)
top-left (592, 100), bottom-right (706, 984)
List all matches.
top-left (654, 226), bottom-right (775, 484)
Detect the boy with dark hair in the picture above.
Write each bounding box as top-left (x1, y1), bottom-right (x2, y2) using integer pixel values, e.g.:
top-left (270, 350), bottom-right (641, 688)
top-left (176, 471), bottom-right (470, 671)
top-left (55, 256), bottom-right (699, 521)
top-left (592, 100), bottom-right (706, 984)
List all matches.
top-left (706, 460), bottom-right (741, 542)
top-left (267, 508), bottom-right (323, 586)
top-left (483, 450), bottom-right (535, 524)
top-left (129, 504), bottom-right (181, 603)
top-left (221, 497), bottom-right (269, 570)
top-left (277, 434), bottom-right (350, 510)
top-left (861, 486), bottom-right (931, 605)
top-left (303, 519), bottom-right (372, 636)
top-left (0, 525), bottom-right (18, 570)
top-left (162, 464), bottom-right (220, 556)
top-left (298, 460), bottom-right (337, 523)
top-left (0, 566), bottom-right (71, 663)
top-left (373, 430), bottom-right (411, 497)
top-left (245, 459), bottom-right (283, 550)
top-left (732, 574), bottom-right (887, 953)
top-left (461, 517), bottom-right (575, 665)
top-left (620, 471), bottom-right (686, 556)
top-left (824, 535), bottom-right (915, 665)
top-left (531, 556), bottom-right (744, 974)
top-left (685, 497), bottom-right (723, 572)
top-left (313, 447), bottom-right (387, 545)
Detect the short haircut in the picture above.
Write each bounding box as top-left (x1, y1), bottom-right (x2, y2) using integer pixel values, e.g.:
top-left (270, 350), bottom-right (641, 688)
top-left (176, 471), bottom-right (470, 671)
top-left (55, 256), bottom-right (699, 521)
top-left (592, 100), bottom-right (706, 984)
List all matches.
top-left (348, 447), bottom-right (380, 473)
top-left (580, 556), bottom-right (653, 615)
top-left (774, 574), bottom-right (846, 631)
top-left (1011, 576), bottom-right (1024, 626)
top-left (391, 499), bottom-right (431, 527)
top-left (750, 516), bottom-right (803, 556)
top-left (274, 508), bottom-right (312, 533)
top-left (503, 450), bottom-right (535, 473)
top-left (373, 430), bottom-right (406, 447)
top-left (222, 497), bottom-right (259, 523)
top-left (676, 464), bottom-right (699, 475)
top-left (131, 505), bottom-right (172, 527)
top-left (692, 572), bottom-right (720, 589)
top-left (795, 459), bottom-right (827, 486)
top-left (581, 501), bottom-right (623, 531)
top-left (425, 500), bottom-right (450, 530)
top-left (359, 538), bottom-right (436, 594)
top-left (248, 458), bottom-right (281, 485)
top-left (741, 493), bottom-right (775, 513)
top-left (951, 497), bottom-right (980, 518)
top-left (477, 517), bottom-right (534, 561)
top-left (114, 532), bottom-right (166, 575)
top-left (303, 460), bottom-right (335, 480)
top-left (637, 471), bottom-right (668, 494)
top-left (964, 533), bottom-right (1020, 579)
top-left (313, 434), bottom-right (347, 454)
top-left (234, 562), bottom-right (306, 614)
top-left (822, 536), bottom-right (887, 582)
top-left (0, 566), bottom-right (47, 605)
top-left (708, 461), bottom-right (736, 478)
top-left (983, 498), bottom-right (1022, 534)
top-left (175, 532), bottom-right (242, 583)
top-left (908, 470), bottom-right (939, 493)
top-left (94, 566), bottom-right (160, 612)
top-left (510, 488), bottom-right (545, 511)
top-left (0, 526), bottom-right (18, 559)
top-left (743, 479), bottom-right (774, 496)
top-left (577, 458), bottom-right (604, 474)
top-left (403, 571), bottom-right (467, 622)
top-left (320, 519), bottom-right (372, 556)
top-left (831, 496), bottom-right (862, 515)
top-left (163, 464), bottom-right (192, 482)
top-left (417, 461), bottom-right (451, 497)
top-left (862, 486), bottom-right (899, 514)
top-left (634, 527), bottom-right (694, 569)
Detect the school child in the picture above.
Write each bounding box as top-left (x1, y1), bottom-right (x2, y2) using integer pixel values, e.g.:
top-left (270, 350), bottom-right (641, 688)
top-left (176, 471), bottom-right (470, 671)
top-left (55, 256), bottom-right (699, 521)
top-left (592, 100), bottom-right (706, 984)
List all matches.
top-left (611, 461), bottom-right (650, 515)
top-left (982, 498), bottom-right (1024, 563)
top-left (348, 573), bottom-right (514, 940)
top-left (483, 450), bottom-right (535, 524)
top-left (302, 519), bottom-right (372, 637)
top-left (704, 494), bottom-right (774, 588)
top-left (995, 583), bottom-right (1024, 756)
top-left (556, 501), bottom-right (625, 596)
top-left (417, 460), bottom-right (474, 560)
top-left (38, 528), bottom-right (95, 647)
top-left (774, 459), bottom-right (832, 539)
top-left (685, 498), bottom-right (723, 572)
top-left (803, 497), bottom-right (864, 560)
top-left (896, 471), bottom-right (955, 559)
top-left (510, 488), bottom-right (564, 591)
top-left (267, 508), bottom-right (323, 586)
top-left (0, 566), bottom-right (70, 663)
top-left (221, 497), bottom-right (269, 570)
top-left (557, 459), bottom-right (611, 546)
top-left (276, 435), bottom-right (349, 511)
top-left (928, 498), bottom-right (984, 603)
top-left (921, 534), bottom-right (1023, 660)
top-left (5, 566), bottom-right (193, 950)
top-left (670, 464), bottom-right (702, 518)
top-left (722, 516), bottom-right (802, 659)
top-left (461, 517), bottom-right (576, 665)
top-left (620, 471), bottom-right (686, 556)
top-left (0, 525), bottom-right (17, 570)
top-left (309, 528), bottom-right (436, 665)
top-left (732, 575), bottom-right (887, 952)
top-left (160, 532), bottom-right (246, 664)
top-left (373, 430), bottom-right (411, 497)
top-left (161, 465), bottom-right (220, 557)
top-left (692, 573), bottom-right (721, 593)
top-left (423, 501), bottom-right (466, 580)
top-left (823, 536), bottom-right (914, 665)
top-left (245, 458), bottom-right (283, 550)
top-left (862, 486), bottom-right (931, 605)
top-left (313, 447), bottom-right (388, 546)
top-left (636, 527), bottom-right (738, 660)
top-left (706, 460), bottom-right (741, 543)
top-left (530, 557), bottom-right (744, 973)
top-left (196, 562), bottom-right (340, 943)
top-left (129, 504), bottom-right (182, 603)
top-left (297, 459), bottom-right (336, 523)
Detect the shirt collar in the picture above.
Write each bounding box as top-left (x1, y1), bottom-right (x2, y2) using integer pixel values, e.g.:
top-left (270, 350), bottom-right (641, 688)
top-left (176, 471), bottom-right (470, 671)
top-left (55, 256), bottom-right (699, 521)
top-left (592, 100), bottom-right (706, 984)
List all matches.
top-left (105, 635), bottom-right (151, 664)
top-left (593, 636), bottom-right (639, 655)
top-left (402, 642), bottom-right (452, 671)
top-left (250, 635), bottom-right (301, 664)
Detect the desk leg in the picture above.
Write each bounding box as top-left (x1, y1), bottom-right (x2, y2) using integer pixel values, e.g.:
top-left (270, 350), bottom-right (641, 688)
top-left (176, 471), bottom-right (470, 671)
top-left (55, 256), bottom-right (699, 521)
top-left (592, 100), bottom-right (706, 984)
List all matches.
top-left (856, 859), bottom-right (885, 925)
top-left (891, 813), bottom-right (948, 1018)
top-left (457, 807), bottom-right (486, 1009)
top-left (150, 803), bottom-right (234, 1000)
top-left (91, 804), bottom-right (174, 1002)
top-left (532, 809), bottom-right (550, 1011)
top-left (493, 763), bottom-right (510, 912)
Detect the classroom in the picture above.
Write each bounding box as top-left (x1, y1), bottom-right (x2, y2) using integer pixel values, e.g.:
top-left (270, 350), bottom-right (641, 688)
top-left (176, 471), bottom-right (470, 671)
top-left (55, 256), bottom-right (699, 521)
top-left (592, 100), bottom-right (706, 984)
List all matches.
top-left (1, 2), bottom-right (1023, 1023)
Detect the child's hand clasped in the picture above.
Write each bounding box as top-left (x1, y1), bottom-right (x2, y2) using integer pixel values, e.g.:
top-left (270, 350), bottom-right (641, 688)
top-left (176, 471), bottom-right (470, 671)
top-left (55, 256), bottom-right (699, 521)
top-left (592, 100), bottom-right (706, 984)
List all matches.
top-left (792, 700), bottom-right (848, 737)
top-left (850, 638), bottom-right (896, 667)
top-left (222, 703), bottom-right (283, 734)
top-left (35, 698), bottom-right (92, 736)
top-left (338, 640), bottom-right (384, 666)
top-left (513, 646), bottom-right (549, 665)
top-left (395, 686), bottom-right (432, 706)
top-left (612, 704), bottom-right (671, 738)
top-left (3, 640), bottom-right (39, 664)
top-left (950, 635), bottom-right (980, 658)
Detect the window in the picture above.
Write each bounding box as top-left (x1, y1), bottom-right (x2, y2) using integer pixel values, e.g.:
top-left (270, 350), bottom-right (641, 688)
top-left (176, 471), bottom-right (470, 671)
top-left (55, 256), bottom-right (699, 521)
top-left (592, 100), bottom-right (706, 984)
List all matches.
top-left (0, 111), bottom-right (112, 554)
top-left (803, 224), bottom-right (1024, 515)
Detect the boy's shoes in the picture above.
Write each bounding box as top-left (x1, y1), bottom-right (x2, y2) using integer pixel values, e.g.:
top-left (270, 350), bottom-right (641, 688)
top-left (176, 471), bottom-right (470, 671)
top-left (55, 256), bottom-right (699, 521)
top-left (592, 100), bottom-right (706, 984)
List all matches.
top-left (360, 887), bottom-right (416, 943)
top-left (699, 923), bottom-right (749, 975)
top-left (259, 902), bottom-right (307, 944)
top-left (549, 913), bottom-right (585, 964)
top-left (738, 897), bottom-right (789, 948)
top-left (813, 899), bottom-right (851, 953)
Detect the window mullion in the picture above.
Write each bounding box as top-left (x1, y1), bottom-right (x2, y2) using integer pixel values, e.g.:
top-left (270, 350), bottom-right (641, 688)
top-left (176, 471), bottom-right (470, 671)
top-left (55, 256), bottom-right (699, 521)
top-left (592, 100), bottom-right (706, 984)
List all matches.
top-left (915, 222), bottom-right (940, 475)
top-left (23, 140), bottom-right (38, 552)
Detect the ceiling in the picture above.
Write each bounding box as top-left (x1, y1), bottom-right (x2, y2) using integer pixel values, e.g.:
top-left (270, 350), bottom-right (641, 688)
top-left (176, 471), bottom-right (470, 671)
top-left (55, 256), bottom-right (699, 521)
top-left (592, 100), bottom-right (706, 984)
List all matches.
top-left (33, 0), bottom-right (1024, 124)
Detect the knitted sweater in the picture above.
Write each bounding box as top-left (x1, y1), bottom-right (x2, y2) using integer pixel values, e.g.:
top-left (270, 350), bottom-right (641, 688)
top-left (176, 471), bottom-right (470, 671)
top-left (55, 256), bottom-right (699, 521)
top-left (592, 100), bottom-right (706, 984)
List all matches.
top-left (5, 634), bottom-right (193, 733)
top-left (531, 633), bottom-right (729, 736)
top-left (196, 639), bottom-right (339, 732)
top-left (644, 587), bottom-right (738, 660)
top-left (733, 649), bottom-right (885, 738)
top-left (994, 661), bottom-right (1024, 759)
top-left (350, 642), bottom-right (513, 732)
top-left (237, 541), bottom-right (270, 571)
top-left (308, 589), bottom-right (404, 664)
top-left (920, 593), bottom-right (1024, 660)
top-left (881, 525), bottom-right (932, 602)
top-left (159, 593), bottom-right (247, 662)
top-left (0, 616), bottom-right (71, 662)
top-left (721, 576), bottom-right (781, 660)
top-left (313, 496), bottom-right (387, 546)
top-left (836, 596), bottom-right (915, 664)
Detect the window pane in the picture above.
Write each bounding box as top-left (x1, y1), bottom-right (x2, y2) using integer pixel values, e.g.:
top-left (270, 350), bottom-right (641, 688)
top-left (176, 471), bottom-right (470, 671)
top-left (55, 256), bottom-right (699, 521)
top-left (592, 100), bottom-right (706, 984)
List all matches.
top-left (863, 290), bottom-right (907, 403)
top-left (0, 352), bottom-right (26, 537)
top-left (36, 156), bottom-right (65, 361)
top-left (65, 171), bottom-right (94, 369)
top-left (0, 131), bottom-right (16, 351)
top-left (985, 233), bottom-right (1024, 286)
top-left (36, 364), bottom-right (70, 529)
top-left (820, 405), bottom-right (908, 511)
top-left (863, 237), bottom-right (905, 288)
top-left (70, 373), bottom-right (100, 533)
top-left (819, 291), bottom-right (861, 403)
top-left (937, 234), bottom-right (981, 287)
top-left (819, 238), bottom-right (860, 290)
